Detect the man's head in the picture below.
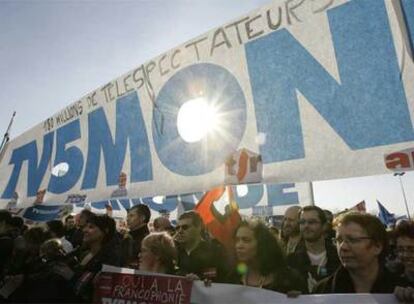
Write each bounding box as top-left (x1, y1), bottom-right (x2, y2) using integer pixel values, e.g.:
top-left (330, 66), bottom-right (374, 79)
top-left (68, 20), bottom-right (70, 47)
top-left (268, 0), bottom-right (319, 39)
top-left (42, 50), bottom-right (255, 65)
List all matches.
top-left (394, 221), bottom-right (414, 273)
top-left (299, 206), bottom-right (326, 243)
top-left (175, 211), bottom-right (203, 246)
top-left (334, 212), bottom-right (386, 272)
top-left (46, 220), bottom-right (65, 238)
top-left (127, 204), bottom-right (151, 231)
top-left (79, 209), bottom-right (94, 228)
top-left (282, 206), bottom-right (301, 239)
top-left (65, 215), bottom-right (75, 230)
top-left (153, 217), bottom-right (173, 233)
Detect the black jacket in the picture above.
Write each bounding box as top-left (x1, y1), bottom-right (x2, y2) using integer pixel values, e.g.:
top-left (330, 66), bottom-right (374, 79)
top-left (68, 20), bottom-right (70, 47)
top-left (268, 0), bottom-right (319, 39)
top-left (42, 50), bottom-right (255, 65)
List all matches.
top-left (226, 266), bottom-right (307, 294)
top-left (121, 225), bottom-right (149, 267)
top-left (287, 239), bottom-right (340, 283)
top-left (313, 265), bottom-right (404, 294)
top-left (176, 239), bottom-right (228, 282)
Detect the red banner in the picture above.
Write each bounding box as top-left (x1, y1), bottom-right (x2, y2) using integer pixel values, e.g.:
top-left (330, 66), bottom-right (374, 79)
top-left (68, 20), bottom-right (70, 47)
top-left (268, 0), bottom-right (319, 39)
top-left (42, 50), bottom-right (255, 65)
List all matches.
top-left (94, 268), bottom-right (193, 304)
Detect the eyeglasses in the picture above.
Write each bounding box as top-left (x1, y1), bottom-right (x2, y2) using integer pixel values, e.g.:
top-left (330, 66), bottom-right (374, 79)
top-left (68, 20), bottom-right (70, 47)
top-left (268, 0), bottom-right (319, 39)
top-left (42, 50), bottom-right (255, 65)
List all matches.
top-left (299, 219), bottom-right (321, 225)
top-left (332, 236), bottom-right (372, 246)
top-left (176, 224), bottom-right (191, 231)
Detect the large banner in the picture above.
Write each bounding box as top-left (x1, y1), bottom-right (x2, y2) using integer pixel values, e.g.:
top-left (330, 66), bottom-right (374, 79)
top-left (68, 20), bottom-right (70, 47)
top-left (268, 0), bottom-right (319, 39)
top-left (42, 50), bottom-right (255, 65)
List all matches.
top-left (96, 265), bottom-right (399, 304)
top-left (11, 182), bottom-right (312, 222)
top-left (1, 0), bottom-right (414, 208)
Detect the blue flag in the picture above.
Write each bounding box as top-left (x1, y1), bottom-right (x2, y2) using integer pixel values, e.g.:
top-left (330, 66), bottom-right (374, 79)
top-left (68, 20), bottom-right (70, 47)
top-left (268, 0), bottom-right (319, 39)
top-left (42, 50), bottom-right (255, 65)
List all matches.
top-left (377, 200), bottom-right (396, 226)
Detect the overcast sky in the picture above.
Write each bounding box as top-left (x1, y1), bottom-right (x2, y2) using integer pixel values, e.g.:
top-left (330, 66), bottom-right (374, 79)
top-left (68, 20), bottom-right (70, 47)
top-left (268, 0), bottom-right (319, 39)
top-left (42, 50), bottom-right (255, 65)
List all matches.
top-left (0, 0), bottom-right (413, 217)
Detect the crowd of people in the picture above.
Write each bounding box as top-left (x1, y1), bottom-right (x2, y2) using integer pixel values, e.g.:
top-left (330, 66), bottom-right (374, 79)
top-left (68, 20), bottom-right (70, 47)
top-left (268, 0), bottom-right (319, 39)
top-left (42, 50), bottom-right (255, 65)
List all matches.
top-left (0, 203), bottom-right (414, 303)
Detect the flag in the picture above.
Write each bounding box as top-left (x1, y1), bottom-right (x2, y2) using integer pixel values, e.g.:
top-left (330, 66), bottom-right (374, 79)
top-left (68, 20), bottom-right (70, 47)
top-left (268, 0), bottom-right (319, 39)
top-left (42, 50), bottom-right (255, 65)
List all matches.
top-left (350, 200), bottom-right (366, 213)
top-left (194, 186), bottom-right (241, 250)
top-left (377, 200), bottom-right (396, 227)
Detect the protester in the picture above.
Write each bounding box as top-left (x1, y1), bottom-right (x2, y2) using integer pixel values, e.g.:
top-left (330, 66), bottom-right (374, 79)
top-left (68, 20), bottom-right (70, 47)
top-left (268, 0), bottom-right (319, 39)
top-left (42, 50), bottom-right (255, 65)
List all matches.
top-left (70, 209), bottom-right (93, 249)
top-left (323, 209), bottom-right (336, 240)
top-left (175, 211), bottom-right (227, 282)
top-left (11, 239), bottom-right (76, 303)
top-left (314, 212), bottom-right (402, 293)
top-left (121, 204), bottom-right (151, 267)
top-left (153, 216), bottom-right (174, 234)
top-left (229, 218), bottom-right (306, 293)
top-left (281, 206), bottom-right (301, 255)
top-left (64, 215), bottom-right (76, 244)
top-left (139, 232), bottom-right (177, 274)
top-left (46, 220), bottom-right (74, 253)
top-left (394, 220), bottom-right (414, 285)
top-left (72, 214), bottom-right (120, 302)
top-left (288, 206), bottom-right (340, 292)
top-left (0, 210), bottom-right (14, 277)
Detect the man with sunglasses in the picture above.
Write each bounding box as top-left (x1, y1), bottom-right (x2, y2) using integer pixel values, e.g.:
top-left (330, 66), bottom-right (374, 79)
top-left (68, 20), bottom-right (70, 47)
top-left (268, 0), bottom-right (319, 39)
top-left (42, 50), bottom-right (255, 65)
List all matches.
top-left (314, 212), bottom-right (402, 294)
top-left (287, 206), bottom-right (340, 292)
top-left (175, 211), bottom-right (227, 282)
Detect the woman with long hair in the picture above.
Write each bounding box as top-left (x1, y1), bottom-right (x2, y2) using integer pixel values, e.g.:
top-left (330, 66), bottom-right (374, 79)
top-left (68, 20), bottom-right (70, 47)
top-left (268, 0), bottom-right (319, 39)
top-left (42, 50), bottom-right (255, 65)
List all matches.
top-left (229, 219), bottom-right (306, 293)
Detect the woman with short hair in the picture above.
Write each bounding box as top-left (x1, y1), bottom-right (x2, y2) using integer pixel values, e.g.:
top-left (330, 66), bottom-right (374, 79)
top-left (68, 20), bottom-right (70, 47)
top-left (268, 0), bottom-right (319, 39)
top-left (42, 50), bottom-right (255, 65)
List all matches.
top-left (139, 232), bottom-right (177, 274)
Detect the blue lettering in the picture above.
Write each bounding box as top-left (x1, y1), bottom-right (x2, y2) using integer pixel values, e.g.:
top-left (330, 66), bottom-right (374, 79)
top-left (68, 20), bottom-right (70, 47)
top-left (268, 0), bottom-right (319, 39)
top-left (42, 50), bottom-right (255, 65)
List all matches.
top-left (152, 63), bottom-right (247, 175)
top-left (232, 184), bottom-right (264, 209)
top-left (267, 183), bottom-right (299, 206)
top-left (48, 120), bottom-right (84, 194)
top-left (2, 133), bottom-right (54, 198)
top-left (142, 195), bottom-right (177, 212)
top-left (246, 0), bottom-right (414, 163)
top-left (401, 0), bottom-right (414, 55)
top-left (82, 92), bottom-right (153, 189)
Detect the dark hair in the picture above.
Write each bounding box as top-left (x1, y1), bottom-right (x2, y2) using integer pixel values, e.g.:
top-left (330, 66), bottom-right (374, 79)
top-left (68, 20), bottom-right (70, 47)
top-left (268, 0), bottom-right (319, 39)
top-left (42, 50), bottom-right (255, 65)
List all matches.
top-left (80, 209), bottom-right (94, 219)
top-left (0, 210), bottom-right (12, 225)
top-left (336, 212), bottom-right (388, 260)
top-left (236, 219), bottom-right (287, 276)
top-left (129, 204), bottom-right (151, 223)
top-left (87, 214), bottom-right (116, 243)
top-left (65, 215), bottom-right (74, 222)
top-left (10, 216), bottom-right (24, 230)
top-left (301, 205), bottom-right (327, 224)
top-left (46, 220), bottom-right (65, 238)
top-left (394, 220), bottom-right (414, 240)
top-left (178, 211), bottom-right (203, 228)
top-left (24, 227), bottom-right (52, 255)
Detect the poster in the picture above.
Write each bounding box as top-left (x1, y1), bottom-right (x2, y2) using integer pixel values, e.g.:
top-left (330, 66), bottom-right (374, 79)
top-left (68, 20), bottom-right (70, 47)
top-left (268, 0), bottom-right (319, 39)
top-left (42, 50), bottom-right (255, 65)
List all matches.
top-left (1, 0), bottom-right (413, 208)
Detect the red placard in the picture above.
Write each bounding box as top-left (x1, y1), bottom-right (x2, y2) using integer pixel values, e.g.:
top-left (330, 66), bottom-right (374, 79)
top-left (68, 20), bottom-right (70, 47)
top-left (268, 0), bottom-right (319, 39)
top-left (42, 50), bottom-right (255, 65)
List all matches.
top-left (94, 269), bottom-right (193, 304)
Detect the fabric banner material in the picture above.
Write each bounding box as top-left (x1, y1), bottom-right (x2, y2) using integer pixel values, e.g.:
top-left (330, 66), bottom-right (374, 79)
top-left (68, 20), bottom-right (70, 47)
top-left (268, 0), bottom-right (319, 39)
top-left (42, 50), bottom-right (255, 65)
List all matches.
top-left (95, 266), bottom-right (193, 304)
top-left (1, 0), bottom-right (414, 208)
top-left (96, 266), bottom-right (399, 304)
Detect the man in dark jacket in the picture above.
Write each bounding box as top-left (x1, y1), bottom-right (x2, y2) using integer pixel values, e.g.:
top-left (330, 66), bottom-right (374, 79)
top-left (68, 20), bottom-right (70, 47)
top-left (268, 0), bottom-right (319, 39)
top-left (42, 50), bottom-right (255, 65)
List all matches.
top-left (314, 212), bottom-right (402, 294)
top-left (288, 206), bottom-right (340, 292)
top-left (121, 204), bottom-right (150, 268)
top-left (175, 211), bottom-right (227, 282)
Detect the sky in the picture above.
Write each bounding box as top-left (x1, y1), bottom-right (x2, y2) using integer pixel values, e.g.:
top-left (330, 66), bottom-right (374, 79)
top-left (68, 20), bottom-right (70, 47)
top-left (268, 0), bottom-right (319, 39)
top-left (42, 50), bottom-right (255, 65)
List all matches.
top-left (0, 0), bottom-right (413, 217)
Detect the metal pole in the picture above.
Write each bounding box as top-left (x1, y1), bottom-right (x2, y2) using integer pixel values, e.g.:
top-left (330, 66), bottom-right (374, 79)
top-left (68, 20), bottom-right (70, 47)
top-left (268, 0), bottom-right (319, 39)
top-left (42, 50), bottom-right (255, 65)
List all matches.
top-left (394, 172), bottom-right (411, 220)
top-left (309, 181), bottom-right (315, 206)
top-left (0, 111), bottom-right (16, 161)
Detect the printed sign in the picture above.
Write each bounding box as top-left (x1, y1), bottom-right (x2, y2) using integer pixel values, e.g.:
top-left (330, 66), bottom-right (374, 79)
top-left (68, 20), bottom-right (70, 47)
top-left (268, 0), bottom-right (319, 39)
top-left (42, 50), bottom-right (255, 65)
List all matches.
top-left (95, 266), bottom-right (192, 304)
top-left (1, 0), bottom-right (414, 208)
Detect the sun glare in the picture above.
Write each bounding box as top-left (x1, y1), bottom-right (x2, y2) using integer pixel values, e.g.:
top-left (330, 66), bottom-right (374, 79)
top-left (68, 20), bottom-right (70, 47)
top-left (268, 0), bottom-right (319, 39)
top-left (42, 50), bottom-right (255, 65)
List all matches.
top-left (177, 97), bottom-right (220, 143)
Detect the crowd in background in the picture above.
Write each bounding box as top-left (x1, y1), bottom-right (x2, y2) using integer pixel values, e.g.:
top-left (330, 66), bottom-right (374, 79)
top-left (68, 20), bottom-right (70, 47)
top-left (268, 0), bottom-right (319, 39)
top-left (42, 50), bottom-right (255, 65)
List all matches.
top-left (0, 203), bottom-right (414, 303)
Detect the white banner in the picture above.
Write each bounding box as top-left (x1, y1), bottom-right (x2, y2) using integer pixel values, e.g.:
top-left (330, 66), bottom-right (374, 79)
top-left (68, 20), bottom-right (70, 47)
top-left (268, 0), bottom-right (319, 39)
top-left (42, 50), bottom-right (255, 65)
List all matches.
top-left (1, 0), bottom-right (414, 208)
top-left (191, 281), bottom-right (399, 304)
top-left (98, 265), bottom-right (399, 304)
